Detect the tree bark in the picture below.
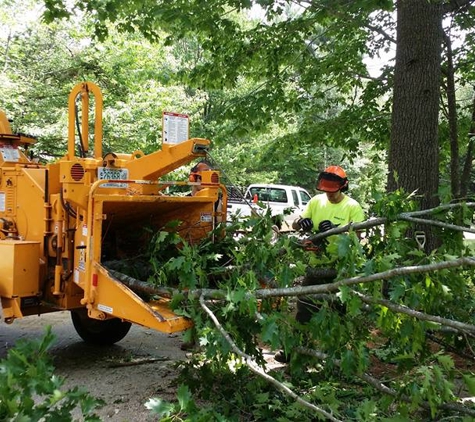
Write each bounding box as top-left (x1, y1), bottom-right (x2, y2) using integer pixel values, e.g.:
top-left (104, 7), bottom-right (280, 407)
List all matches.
top-left (461, 93), bottom-right (475, 198)
top-left (388, 0), bottom-right (444, 250)
top-left (443, 32), bottom-right (460, 199)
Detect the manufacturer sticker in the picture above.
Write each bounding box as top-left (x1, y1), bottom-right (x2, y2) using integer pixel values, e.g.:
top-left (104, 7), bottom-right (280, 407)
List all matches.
top-left (200, 213), bottom-right (212, 222)
top-left (0, 144), bottom-right (20, 162)
top-left (98, 167), bottom-right (129, 188)
top-left (98, 304), bottom-right (113, 314)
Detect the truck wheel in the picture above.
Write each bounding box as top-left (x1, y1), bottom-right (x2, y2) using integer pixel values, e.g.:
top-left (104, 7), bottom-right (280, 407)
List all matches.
top-left (71, 310), bottom-right (132, 345)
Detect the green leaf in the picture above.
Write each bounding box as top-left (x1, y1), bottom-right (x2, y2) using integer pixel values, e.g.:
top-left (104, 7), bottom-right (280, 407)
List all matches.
top-left (341, 349), bottom-right (356, 376)
top-left (231, 288), bottom-right (247, 303)
top-left (261, 318), bottom-right (279, 346)
top-left (378, 253), bottom-right (401, 271)
top-left (436, 354), bottom-right (454, 371)
top-left (145, 397), bottom-right (174, 416)
top-left (176, 384), bottom-right (193, 411)
top-left (463, 374), bottom-right (475, 396)
top-left (382, 416), bottom-right (413, 422)
top-left (347, 294), bottom-right (362, 316)
top-left (169, 256), bottom-right (186, 270)
top-left (389, 282), bottom-right (406, 301)
top-left (355, 399), bottom-right (377, 420)
top-left (0, 328), bottom-right (101, 419)
top-left (337, 234), bottom-right (352, 258)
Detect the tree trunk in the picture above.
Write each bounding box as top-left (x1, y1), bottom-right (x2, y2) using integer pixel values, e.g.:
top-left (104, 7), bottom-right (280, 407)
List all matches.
top-left (460, 93), bottom-right (475, 198)
top-left (443, 32), bottom-right (460, 199)
top-left (388, 0), bottom-right (444, 250)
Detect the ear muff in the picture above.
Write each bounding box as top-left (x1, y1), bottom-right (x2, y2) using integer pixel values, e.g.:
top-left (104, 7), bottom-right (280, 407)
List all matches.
top-left (340, 178), bottom-right (349, 192)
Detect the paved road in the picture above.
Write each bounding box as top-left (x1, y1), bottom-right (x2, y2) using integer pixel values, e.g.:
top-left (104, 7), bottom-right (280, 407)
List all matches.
top-left (0, 311), bottom-right (188, 421)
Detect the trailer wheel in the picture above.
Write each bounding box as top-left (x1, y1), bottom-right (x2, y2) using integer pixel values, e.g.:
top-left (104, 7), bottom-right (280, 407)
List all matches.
top-left (71, 310), bottom-right (132, 345)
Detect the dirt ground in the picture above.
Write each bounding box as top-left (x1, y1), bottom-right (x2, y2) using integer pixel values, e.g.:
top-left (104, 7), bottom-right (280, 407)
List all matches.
top-left (3, 311), bottom-right (474, 421)
top-left (0, 311), bottom-right (191, 421)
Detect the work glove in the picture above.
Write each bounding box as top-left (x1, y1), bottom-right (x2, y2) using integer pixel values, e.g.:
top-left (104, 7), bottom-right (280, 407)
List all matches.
top-left (298, 218), bottom-right (314, 232)
top-left (318, 220), bottom-right (337, 233)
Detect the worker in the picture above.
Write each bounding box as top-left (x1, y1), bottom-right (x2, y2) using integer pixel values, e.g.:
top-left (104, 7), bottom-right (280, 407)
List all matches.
top-left (292, 165), bottom-right (364, 235)
top-left (274, 165), bottom-right (365, 363)
top-left (189, 160), bottom-right (213, 196)
top-left (188, 159), bottom-right (223, 218)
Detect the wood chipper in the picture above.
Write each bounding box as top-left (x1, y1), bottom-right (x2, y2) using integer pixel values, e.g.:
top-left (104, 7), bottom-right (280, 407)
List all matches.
top-left (0, 81), bottom-right (227, 345)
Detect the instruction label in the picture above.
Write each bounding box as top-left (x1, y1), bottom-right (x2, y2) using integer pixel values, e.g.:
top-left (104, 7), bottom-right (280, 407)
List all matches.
top-left (78, 241), bottom-right (86, 272)
top-left (162, 112), bottom-right (189, 144)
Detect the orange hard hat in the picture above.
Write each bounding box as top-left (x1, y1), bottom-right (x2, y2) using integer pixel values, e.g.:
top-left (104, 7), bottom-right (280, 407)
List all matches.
top-left (317, 165), bottom-right (349, 192)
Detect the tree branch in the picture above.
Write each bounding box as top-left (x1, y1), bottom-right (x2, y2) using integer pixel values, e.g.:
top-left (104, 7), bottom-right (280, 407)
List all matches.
top-left (199, 276), bottom-right (475, 419)
top-left (297, 347), bottom-right (475, 417)
top-left (252, 256), bottom-right (475, 300)
top-left (399, 215), bottom-right (475, 233)
top-left (443, 0), bottom-right (475, 14)
top-left (400, 201), bottom-right (475, 217)
top-left (365, 23), bottom-right (396, 44)
top-left (199, 295), bottom-right (343, 422)
top-left (350, 290), bottom-right (475, 335)
top-left (306, 201), bottom-right (475, 244)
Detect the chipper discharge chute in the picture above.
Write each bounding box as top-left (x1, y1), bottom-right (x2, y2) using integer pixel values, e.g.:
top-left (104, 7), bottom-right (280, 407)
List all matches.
top-left (0, 81), bottom-right (227, 345)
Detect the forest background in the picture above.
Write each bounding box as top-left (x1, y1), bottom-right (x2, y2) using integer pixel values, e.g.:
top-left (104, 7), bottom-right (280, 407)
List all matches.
top-left (0, 0), bottom-right (389, 204)
top-left (2, 0), bottom-right (475, 421)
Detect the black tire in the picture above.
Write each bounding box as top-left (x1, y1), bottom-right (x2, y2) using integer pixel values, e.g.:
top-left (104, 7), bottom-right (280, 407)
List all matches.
top-left (71, 310), bottom-right (132, 345)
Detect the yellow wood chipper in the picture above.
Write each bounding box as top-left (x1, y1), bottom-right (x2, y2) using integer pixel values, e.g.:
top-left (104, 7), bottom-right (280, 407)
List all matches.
top-left (0, 81), bottom-right (227, 345)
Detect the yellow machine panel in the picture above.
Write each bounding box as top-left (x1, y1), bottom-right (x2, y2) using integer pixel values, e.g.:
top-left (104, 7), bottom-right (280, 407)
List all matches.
top-left (0, 240), bottom-right (40, 297)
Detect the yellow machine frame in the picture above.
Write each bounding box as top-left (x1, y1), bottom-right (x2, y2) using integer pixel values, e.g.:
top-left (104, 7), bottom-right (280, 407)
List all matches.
top-left (0, 81), bottom-right (227, 342)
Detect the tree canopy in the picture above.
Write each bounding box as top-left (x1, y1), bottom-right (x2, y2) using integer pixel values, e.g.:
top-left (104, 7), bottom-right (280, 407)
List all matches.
top-left (15, 0), bottom-right (475, 204)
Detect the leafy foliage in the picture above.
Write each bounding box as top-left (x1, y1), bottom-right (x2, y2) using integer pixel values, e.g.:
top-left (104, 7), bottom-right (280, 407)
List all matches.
top-left (0, 327), bottom-right (102, 421)
top-left (1, 0), bottom-right (386, 198)
top-left (140, 193), bottom-right (475, 420)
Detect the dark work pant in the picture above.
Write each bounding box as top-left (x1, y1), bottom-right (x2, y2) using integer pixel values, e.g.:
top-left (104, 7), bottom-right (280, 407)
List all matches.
top-left (295, 267), bottom-right (339, 324)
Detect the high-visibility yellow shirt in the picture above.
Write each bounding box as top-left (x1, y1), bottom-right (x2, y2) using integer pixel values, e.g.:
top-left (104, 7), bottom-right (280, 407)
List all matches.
top-left (301, 193), bottom-right (365, 231)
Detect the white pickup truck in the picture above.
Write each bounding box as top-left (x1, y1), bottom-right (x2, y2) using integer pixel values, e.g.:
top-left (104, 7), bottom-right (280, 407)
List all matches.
top-left (227, 184), bottom-right (312, 231)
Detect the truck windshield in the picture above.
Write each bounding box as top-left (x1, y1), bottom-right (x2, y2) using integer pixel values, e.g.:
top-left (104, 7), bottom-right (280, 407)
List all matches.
top-left (248, 187), bottom-right (288, 203)
top-left (300, 190), bottom-right (311, 204)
